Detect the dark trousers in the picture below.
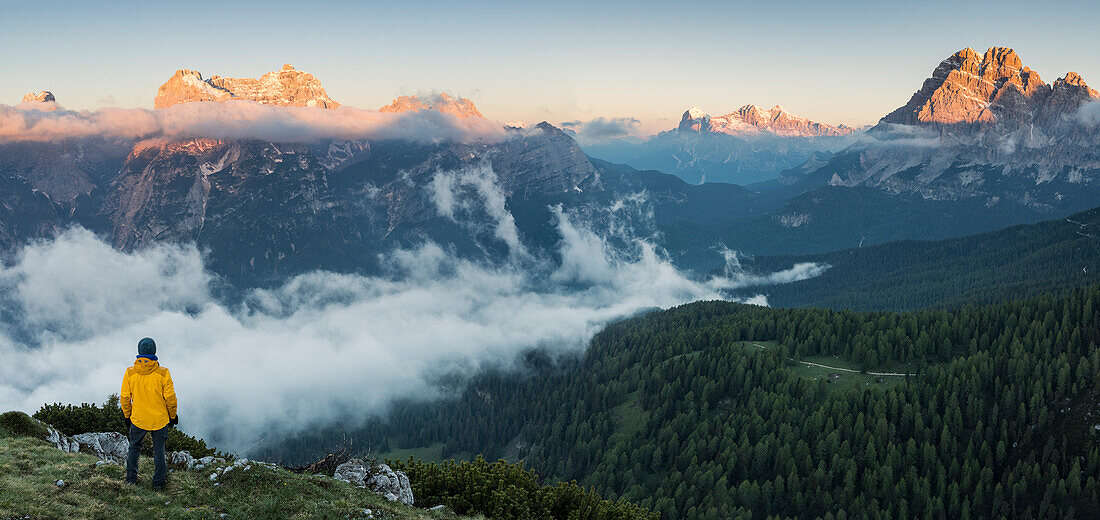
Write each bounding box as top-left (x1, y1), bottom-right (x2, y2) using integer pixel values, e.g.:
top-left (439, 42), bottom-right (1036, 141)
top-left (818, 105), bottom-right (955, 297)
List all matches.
top-left (126, 424), bottom-right (168, 485)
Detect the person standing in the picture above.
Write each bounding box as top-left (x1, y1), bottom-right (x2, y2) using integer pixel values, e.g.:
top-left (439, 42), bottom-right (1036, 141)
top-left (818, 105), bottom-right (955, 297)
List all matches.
top-left (120, 337), bottom-right (178, 490)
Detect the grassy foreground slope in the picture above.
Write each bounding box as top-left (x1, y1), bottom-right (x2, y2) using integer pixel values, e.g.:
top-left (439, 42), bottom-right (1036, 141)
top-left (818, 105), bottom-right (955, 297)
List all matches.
top-left (0, 412), bottom-right (474, 520)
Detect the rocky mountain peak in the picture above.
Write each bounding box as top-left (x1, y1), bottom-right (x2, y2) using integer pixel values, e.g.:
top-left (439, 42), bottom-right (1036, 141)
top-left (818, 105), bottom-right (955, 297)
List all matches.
top-left (678, 104), bottom-right (853, 137)
top-left (685, 106), bottom-right (707, 120)
top-left (154, 65), bottom-right (339, 109)
top-left (21, 91), bottom-right (56, 104)
top-left (1054, 72), bottom-right (1098, 96)
top-left (378, 93), bottom-right (483, 119)
top-left (879, 46), bottom-right (1086, 127)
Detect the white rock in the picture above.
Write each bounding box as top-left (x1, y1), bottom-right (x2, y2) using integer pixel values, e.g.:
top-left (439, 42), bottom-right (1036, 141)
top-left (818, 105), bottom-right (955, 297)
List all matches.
top-left (168, 451), bottom-right (194, 467)
top-left (71, 432), bottom-right (130, 463)
top-left (55, 479), bottom-right (65, 488)
top-left (334, 460), bottom-right (415, 506)
top-left (333, 458), bottom-right (371, 486)
top-left (45, 427), bottom-right (80, 453)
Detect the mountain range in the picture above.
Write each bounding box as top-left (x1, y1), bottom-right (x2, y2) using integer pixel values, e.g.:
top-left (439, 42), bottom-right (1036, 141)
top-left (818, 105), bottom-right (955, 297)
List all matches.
top-left (582, 105), bottom-right (860, 185)
top-left (2, 46), bottom-right (1099, 286)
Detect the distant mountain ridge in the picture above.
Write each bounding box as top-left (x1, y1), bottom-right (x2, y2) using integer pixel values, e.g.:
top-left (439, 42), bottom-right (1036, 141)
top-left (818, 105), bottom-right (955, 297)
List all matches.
top-left (379, 93), bottom-right (483, 119)
top-left (154, 64), bottom-right (340, 109)
top-left (678, 104), bottom-right (855, 137)
top-left (583, 105), bottom-right (859, 185)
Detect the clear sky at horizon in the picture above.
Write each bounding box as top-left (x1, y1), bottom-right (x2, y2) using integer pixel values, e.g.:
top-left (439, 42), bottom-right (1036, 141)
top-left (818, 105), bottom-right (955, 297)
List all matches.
top-left (3, 0), bottom-right (1098, 134)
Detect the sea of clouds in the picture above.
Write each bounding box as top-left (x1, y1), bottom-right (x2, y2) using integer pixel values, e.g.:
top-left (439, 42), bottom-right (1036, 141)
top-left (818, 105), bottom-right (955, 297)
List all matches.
top-left (0, 223), bottom-right (821, 452)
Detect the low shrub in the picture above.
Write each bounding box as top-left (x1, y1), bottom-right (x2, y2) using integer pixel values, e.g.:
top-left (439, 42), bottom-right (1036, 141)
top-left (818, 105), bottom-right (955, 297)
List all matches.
top-left (33, 395), bottom-right (221, 459)
top-left (0, 411), bottom-right (48, 438)
top-left (391, 456), bottom-right (658, 520)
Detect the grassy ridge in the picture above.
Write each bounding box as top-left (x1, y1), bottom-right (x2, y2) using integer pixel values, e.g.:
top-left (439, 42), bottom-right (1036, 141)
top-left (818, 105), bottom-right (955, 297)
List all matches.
top-left (0, 412), bottom-right (475, 520)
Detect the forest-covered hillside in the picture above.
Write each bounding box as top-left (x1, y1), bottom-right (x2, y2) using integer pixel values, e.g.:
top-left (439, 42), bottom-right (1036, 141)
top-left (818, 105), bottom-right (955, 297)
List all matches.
top-left (737, 206), bottom-right (1100, 311)
top-left (265, 285), bottom-right (1100, 520)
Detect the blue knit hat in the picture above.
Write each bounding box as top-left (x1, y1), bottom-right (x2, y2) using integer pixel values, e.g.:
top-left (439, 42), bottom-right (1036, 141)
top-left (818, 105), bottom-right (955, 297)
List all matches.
top-left (137, 337), bottom-right (157, 356)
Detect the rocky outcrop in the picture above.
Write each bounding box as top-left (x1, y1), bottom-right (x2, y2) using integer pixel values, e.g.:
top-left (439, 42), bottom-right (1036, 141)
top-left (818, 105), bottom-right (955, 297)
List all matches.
top-left (380, 93), bottom-right (483, 119)
top-left (46, 427), bottom-right (80, 453)
top-left (154, 64), bottom-right (339, 109)
top-left (70, 432), bottom-right (130, 463)
top-left (678, 105), bottom-right (854, 137)
top-left (334, 459), bottom-right (415, 506)
top-left (43, 426), bottom-right (216, 468)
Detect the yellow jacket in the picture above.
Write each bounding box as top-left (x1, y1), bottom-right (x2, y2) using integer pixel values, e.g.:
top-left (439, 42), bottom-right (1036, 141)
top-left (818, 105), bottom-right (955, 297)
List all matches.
top-left (120, 357), bottom-right (177, 431)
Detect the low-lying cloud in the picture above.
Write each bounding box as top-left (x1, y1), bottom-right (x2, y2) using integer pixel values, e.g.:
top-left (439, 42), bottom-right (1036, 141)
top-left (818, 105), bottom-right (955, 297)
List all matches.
top-left (854, 123), bottom-right (943, 148)
top-left (708, 248), bottom-right (830, 292)
top-left (560, 117), bottom-right (643, 145)
top-left (0, 101), bottom-right (507, 144)
top-left (1077, 99), bottom-right (1100, 127)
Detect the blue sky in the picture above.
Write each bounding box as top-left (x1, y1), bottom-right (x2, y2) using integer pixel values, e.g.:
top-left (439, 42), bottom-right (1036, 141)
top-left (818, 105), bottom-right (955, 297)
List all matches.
top-left (3, 0), bottom-right (1098, 132)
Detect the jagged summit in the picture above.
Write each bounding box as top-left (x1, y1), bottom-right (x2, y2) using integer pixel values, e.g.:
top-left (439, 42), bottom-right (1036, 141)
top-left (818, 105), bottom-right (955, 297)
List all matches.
top-left (379, 93), bottom-right (483, 119)
top-left (21, 91), bottom-right (56, 104)
top-left (881, 46), bottom-right (1097, 126)
top-left (678, 104), bottom-right (854, 137)
top-left (154, 65), bottom-right (339, 109)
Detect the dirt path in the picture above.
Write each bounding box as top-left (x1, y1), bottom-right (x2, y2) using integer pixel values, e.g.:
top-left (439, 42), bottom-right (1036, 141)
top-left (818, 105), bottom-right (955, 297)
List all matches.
top-left (749, 342), bottom-right (909, 377)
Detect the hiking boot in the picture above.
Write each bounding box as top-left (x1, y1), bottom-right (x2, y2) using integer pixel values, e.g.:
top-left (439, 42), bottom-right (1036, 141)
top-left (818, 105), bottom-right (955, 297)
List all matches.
top-left (152, 482), bottom-right (166, 491)
top-left (124, 479), bottom-right (137, 485)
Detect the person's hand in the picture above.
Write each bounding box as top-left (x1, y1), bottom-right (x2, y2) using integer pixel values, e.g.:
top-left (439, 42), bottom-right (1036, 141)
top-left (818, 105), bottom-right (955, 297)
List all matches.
top-left (123, 417), bottom-right (132, 431)
top-left (169, 416), bottom-right (178, 428)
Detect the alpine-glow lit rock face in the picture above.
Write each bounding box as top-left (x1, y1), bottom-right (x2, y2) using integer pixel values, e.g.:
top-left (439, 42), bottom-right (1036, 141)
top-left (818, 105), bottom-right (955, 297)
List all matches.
top-left (791, 47), bottom-right (1100, 213)
top-left (153, 64), bottom-right (340, 109)
top-left (678, 104), bottom-right (854, 137)
top-left (881, 46), bottom-right (1098, 127)
top-left (379, 93), bottom-right (484, 119)
top-left (21, 91), bottom-right (56, 104)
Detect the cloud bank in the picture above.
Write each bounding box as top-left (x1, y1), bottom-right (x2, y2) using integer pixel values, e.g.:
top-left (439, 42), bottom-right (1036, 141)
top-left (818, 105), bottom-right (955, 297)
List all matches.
top-left (0, 101), bottom-right (507, 144)
top-left (0, 165), bottom-right (825, 454)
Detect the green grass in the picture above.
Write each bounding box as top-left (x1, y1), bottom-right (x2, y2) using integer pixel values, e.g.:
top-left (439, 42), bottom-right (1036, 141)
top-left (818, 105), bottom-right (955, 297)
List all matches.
top-left (740, 341), bottom-right (908, 391)
top-left (376, 442), bottom-right (470, 465)
top-left (740, 340), bottom-right (777, 354)
top-left (610, 391), bottom-right (649, 439)
top-left (788, 362), bottom-right (904, 391)
top-left (800, 354), bottom-right (861, 371)
top-left (0, 413), bottom-right (478, 520)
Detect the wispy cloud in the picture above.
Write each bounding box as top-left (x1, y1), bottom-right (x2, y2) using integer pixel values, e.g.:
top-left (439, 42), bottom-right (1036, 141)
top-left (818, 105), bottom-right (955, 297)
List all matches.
top-left (852, 123), bottom-right (943, 148)
top-left (1076, 99), bottom-right (1100, 127)
top-left (559, 117), bottom-right (643, 144)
